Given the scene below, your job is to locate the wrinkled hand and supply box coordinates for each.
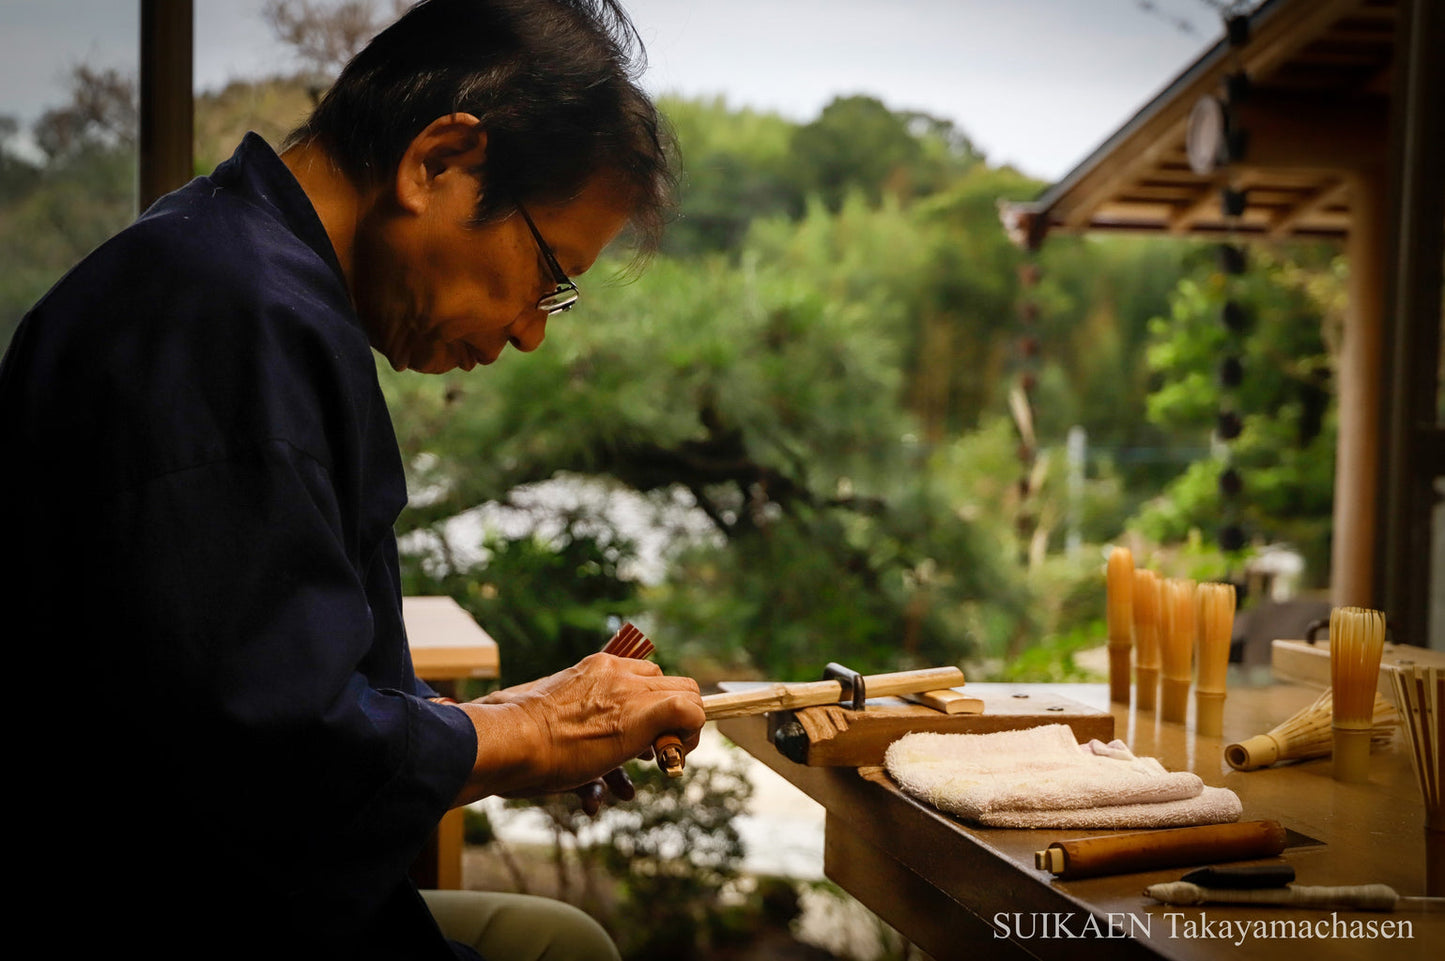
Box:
[451,653,703,807]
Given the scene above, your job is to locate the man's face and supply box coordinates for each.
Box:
[354,170,634,374]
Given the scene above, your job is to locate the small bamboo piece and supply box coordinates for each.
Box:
[1330,606,1388,783]
[1390,665,1443,894]
[900,688,985,715]
[1195,582,1236,737]
[1160,578,1196,725]
[1106,547,1134,705]
[1225,689,1398,770]
[1132,569,1161,712]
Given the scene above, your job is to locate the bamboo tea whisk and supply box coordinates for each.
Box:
[1133,569,1161,713]
[1330,606,1387,783]
[1195,583,1235,737]
[1106,547,1134,705]
[1160,578,1196,725]
[1225,688,1397,771]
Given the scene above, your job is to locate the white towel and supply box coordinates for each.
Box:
[884,724,1242,829]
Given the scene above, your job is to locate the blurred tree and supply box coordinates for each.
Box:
[657,96,799,258]
[1,67,137,349]
[787,94,981,211]
[262,0,405,86]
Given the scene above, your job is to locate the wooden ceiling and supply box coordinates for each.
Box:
[1014,0,1399,244]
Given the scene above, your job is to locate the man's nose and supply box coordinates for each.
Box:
[507,311,548,352]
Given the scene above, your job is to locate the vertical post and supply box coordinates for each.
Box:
[139,0,193,212]
[1330,169,1386,610]
[1378,0,1445,650]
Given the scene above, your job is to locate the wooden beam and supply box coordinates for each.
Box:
[1047,0,1367,232]
[1167,183,1226,234]
[1231,92,1389,171]
[1269,178,1349,237]
[138,0,193,212]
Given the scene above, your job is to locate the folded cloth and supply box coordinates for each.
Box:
[884,724,1242,830]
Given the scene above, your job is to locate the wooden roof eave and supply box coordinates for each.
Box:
[1003,0,1373,248]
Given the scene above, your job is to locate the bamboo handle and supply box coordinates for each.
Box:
[1144,882,1399,911]
[654,734,685,777]
[701,667,967,721]
[1035,820,1286,880]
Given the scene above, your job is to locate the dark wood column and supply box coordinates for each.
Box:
[138,0,193,212]
[1378,0,1445,649]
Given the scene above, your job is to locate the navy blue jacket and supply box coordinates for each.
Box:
[1,135,478,958]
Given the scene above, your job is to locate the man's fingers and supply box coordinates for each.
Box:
[602,767,635,802]
[575,780,605,816]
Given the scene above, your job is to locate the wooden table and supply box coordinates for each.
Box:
[717,680,1440,961]
[404,596,500,890]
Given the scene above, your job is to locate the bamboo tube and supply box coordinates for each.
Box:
[1132,569,1161,712]
[1160,578,1196,725]
[700,667,967,720]
[1106,547,1134,705]
[1225,689,1398,770]
[1034,820,1285,880]
[1330,606,1388,783]
[1195,582,1236,737]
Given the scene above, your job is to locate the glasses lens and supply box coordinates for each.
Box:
[538,284,579,314]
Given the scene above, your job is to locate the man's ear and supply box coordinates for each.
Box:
[394,113,488,215]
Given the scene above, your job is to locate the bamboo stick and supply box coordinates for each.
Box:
[701,667,967,720]
[1106,547,1134,705]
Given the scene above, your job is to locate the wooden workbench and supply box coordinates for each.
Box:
[718,681,1439,960]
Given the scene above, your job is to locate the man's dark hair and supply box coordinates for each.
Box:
[288,0,673,251]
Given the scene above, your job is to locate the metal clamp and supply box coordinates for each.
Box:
[823,662,867,711]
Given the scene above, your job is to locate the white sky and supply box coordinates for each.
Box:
[0,0,1223,182]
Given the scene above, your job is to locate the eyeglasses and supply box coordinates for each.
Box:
[515,201,579,314]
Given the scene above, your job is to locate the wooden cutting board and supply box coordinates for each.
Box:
[716,683,1114,767]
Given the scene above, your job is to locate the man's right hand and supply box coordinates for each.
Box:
[448,652,704,807]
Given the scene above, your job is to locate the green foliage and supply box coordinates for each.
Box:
[1132,247,1339,580]
[599,757,754,960]
[401,521,644,687]
[787,95,981,212]
[657,96,799,257]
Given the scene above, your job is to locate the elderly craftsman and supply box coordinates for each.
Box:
[0,1,702,958]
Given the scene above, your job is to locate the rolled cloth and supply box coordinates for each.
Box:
[884,724,1242,829]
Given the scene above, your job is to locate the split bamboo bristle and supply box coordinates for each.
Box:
[1133,569,1161,712]
[1160,578,1196,725]
[1330,606,1387,783]
[1390,665,1444,894]
[1390,666,1443,826]
[1195,582,1235,737]
[1225,688,1397,771]
[1106,547,1134,705]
